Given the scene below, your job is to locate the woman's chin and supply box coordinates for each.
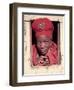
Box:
[40,51,47,55]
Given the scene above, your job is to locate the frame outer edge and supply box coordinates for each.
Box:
[69,6,72,83]
[9,4,13,86]
[9,4,17,86]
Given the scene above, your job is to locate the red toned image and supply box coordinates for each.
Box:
[32,18,61,66]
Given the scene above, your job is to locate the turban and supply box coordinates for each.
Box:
[32,18,54,38]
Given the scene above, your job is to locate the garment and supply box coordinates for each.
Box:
[32,41,59,66]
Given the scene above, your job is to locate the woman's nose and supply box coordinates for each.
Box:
[40,42,45,48]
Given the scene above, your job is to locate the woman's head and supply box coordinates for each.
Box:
[32,18,54,55]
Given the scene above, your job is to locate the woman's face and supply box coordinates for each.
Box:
[36,35,52,55]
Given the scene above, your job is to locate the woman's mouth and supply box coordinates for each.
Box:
[40,49,47,53]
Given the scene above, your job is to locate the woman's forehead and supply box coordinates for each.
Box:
[36,35,50,40]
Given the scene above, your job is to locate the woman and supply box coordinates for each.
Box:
[32,18,59,66]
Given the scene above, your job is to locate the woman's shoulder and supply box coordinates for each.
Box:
[50,41,57,50]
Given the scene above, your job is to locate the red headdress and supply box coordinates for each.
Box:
[32,18,54,38]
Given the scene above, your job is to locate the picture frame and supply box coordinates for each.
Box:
[9,3,72,86]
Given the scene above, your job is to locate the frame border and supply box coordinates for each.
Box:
[9,3,72,86]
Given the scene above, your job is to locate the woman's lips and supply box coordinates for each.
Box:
[40,49,47,53]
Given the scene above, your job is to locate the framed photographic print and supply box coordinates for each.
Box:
[9,3,72,86]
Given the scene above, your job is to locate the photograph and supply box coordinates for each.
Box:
[23,14,63,76]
